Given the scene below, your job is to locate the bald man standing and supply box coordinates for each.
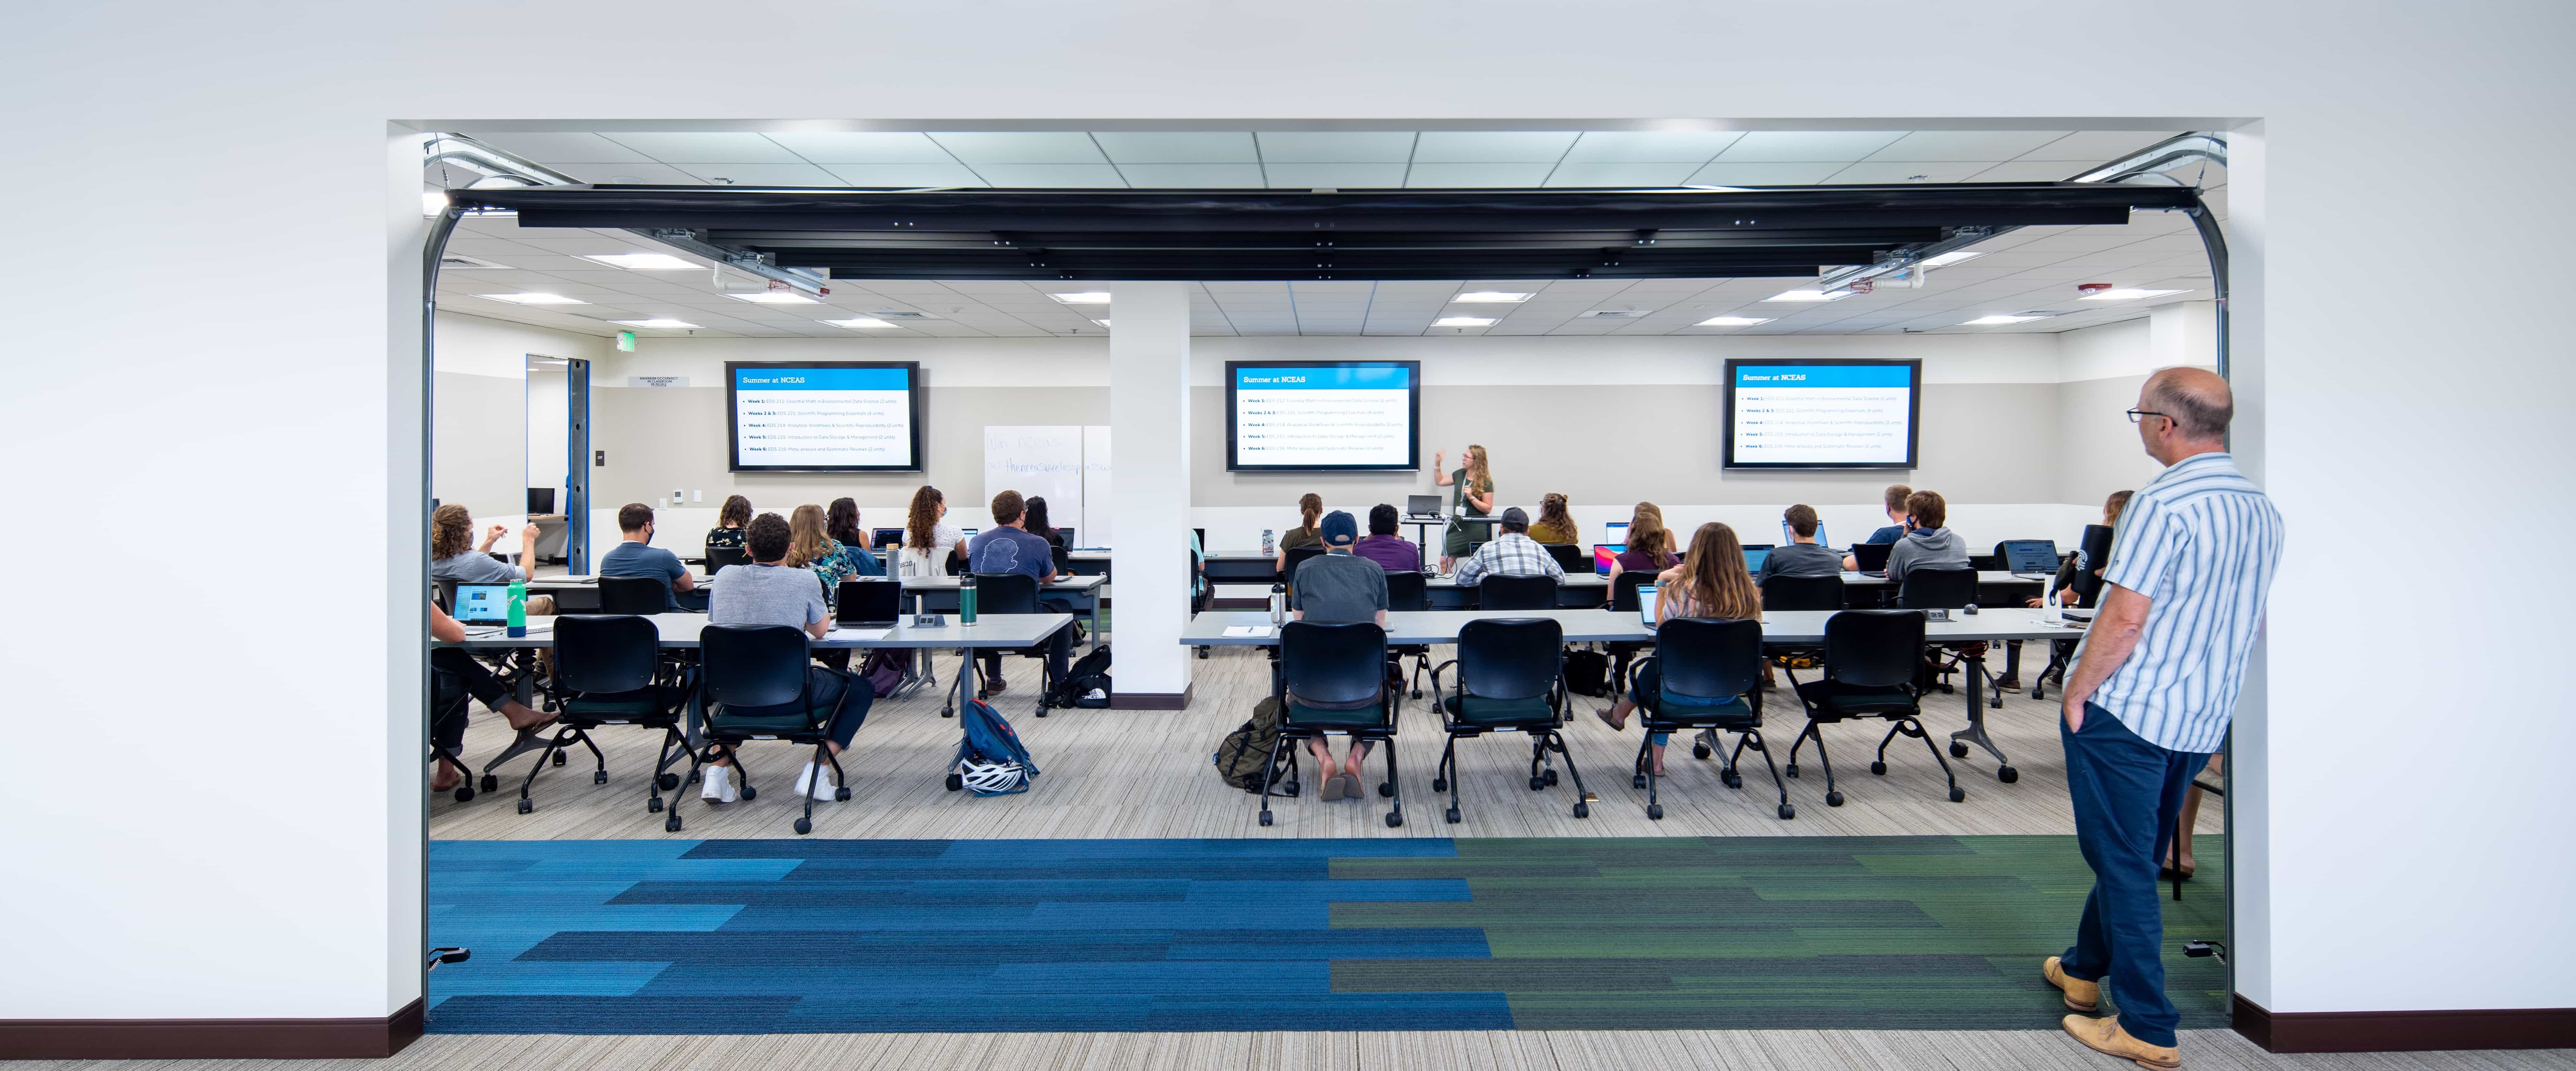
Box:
[2045,367,2283,1068]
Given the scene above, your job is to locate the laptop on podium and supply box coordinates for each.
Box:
[1404,494,1443,520]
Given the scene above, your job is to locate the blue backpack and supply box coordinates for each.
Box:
[950,698,1040,795]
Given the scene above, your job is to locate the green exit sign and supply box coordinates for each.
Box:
[616,331,637,352]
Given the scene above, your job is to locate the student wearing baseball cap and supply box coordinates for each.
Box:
[1288,510,1390,802]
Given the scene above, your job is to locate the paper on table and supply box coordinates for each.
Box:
[1222,625,1275,638]
[832,627,893,640]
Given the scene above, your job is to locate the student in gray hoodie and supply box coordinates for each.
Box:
[1882,489,1969,583]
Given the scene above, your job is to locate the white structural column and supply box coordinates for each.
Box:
[1106,282,1194,706]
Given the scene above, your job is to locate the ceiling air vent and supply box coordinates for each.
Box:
[868,309,945,320]
[1576,309,1649,319]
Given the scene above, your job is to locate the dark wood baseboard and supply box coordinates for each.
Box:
[0,997,424,1060]
[1111,684,1193,710]
[2236,993,2576,1052]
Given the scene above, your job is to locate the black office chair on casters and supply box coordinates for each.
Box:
[514,615,697,828]
[598,575,671,615]
[1478,573,1559,610]
[1262,621,1403,828]
[1384,569,1433,699]
[968,572,1070,717]
[1628,617,1789,820]
[429,661,475,803]
[1787,610,1964,807]
[1759,574,1844,686]
[1605,570,1658,686]
[1281,545,1325,593]
[698,624,859,835]
[704,546,752,575]
[1428,617,1589,824]
[1899,566,1991,700]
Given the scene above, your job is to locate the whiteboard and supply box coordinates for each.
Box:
[983,426,1083,538]
[1081,425,1112,548]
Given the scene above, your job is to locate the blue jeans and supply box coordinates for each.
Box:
[2060,701,2207,1047]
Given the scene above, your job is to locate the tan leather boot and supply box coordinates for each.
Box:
[2043,955,2100,1012]
[2062,1014,2180,1069]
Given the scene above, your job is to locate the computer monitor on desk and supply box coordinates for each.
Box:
[527,487,555,515]
[1849,542,1893,575]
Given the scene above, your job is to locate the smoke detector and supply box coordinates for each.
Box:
[2076,282,2114,297]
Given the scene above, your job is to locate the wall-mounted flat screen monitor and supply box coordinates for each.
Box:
[726,361,925,472]
[1225,361,1420,471]
[1723,359,1921,469]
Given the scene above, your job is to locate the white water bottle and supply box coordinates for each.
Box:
[1268,583,1286,626]
[1261,529,1275,556]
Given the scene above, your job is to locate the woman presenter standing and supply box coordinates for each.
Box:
[1433,443,1494,573]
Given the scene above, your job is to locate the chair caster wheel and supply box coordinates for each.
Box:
[1260,810,1273,826]
[1377,782,1393,798]
[665,815,683,832]
[835,786,852,801]
[594,770,610,785]
[1528,776,1546,791]
[2031,685,2047,700]
[648,797,663,813]
[942,708,955,719]
[481,774,498,792]
[1431,777,1448,792]
[741,785,758,800]
[657,773,680,791]
[1778,803,1796,820]
[1646,803,1663,820]
[1035,709,1047,718]
[1949,786,1967,803]
[946,774,964,791]
[1826,790,1844,807]
[1632,774,1647,790]
[1446,807,1462,824]
[793,817,812,835]
[1869,761,1887,776]
[453,787,474,803]
[1281,781,1300,797]
[1543,769,1559,786]
[1722,772,1742,789]
[1572,802,1590,819]
[1950,741,1970,758]
[551,752,566,766]
[516,799,533,814]
[1410,689,1423,699]
[1998,766,2019,784]
[1384,811,1404,828]
[1692,744,1712,760]
[1785,763,1800,778]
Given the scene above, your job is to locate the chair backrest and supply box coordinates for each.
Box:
[1456,617,1563,701]
[1050,543,1072,575]
[699,624,811,709]
[598,575,668,614]
[433,578,458,613]
[1479,573,1559,610]
[1542,543,1587,573]
[552,614,661,694]
[1824,610,1925,687]
[1898,567,1978,609]
[1762,573,1845,612]
[1966,553,2005,571]
[1654,617,1765,701]
[2074,523,2116,607]
[972,571,1042,615]
[1280,620,1388,712]
[1282,545,1325,583]
[1610,569,1656,612]
[1383,568,1429,611]
[705,546,752,574]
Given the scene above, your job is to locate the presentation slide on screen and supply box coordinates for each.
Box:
[731,365,917,469]
[1728,363,1918,466]
[1231,364,1415,469]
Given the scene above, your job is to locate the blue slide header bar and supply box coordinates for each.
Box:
[734,366,911,392]
[1235,365,1411,391]
[1734,364,1912,389]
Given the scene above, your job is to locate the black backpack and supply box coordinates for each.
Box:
[1048,644,1114,709]
[1563,647,1611,697]
[1214,696,1290,792]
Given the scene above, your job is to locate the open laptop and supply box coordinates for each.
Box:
[1604,521,1629,548]
[1592,544,1623,575]
[1404,493,1443,520]
[1849,541,1894,576]
[2001,539,2060,578]
[1782,520,1828,548]
[1637,583,1659,628]
[873,527,905,549]
[835,578,903,629]
[1055,527,1076,548]
[1742,546,1770,573]
[453,583,512,630]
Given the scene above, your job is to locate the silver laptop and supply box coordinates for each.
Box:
[1404,494,1443,519]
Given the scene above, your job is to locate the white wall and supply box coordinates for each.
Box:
[8,0,2571,1030]
[430,312,608,526]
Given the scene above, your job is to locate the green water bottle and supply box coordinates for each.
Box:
[959,573,978,626]
[506,579,528,637]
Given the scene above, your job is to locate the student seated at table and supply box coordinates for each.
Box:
[1842,483,1915,570]
[966,490,1073,693]
[427,603,555,792]
[897,485,969,578]
[1289,510,1392,802]
[1451,506,1565,587]
[1025,496,1064,549]
[1996,489,2133,692]
[1593,521,1764,774]
[1757,504,1844,584]
[1605,503,1678,582]
[787,504,861,597]
[1275,492,1324,571]
[1527,492,1580,545]
[1882,489,1968,584]
[705,495,753,550]
[601,502,700,611]
[824,498,884,579]
[1353,503,1421,572]
[429,504,556,615]
[698,512,870,805]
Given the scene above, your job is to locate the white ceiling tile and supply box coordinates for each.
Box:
[599,133,805,163]
[1559,131,1744,163]
[1715,131,1907,162]
[1116,163,1266,188]
[1684,161,1845,186]
[466,132,659,164]
[1254,131,1418,163]
[1092,132,1258,163]
[1411,131,1580,162]
[821,163,987,188]
[1820,162,1994,185]
[762,132,957,163]
[1263,163,1407,189]
[971,164,1128,187]
[1406,163,1552,187]
[1865,130,2071,162]
[673,163,843,186]
[545,162,706,185]
[1544,162,1698,187]
[1959,160,2086,182]
[927,132,1108,164]
[2016,131,2190,162]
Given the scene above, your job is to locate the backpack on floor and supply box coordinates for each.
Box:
[951,698,1040,796]
[858,648,908,698]
[1562,648,1611,697]
[1213,696,1290,793]
[1048,644,1114,709]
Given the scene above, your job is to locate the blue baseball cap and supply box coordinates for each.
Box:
[1319,510,1358,546]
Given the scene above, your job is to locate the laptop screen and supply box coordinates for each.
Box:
[1593,544,1622,575]
[1406,493,1441,516]
[836,578,903,626]
[1850,542,1893,572]
[2002,539,2060,574]
[1055,527,1075,548]
[873,527,904,549]
[1743,547,1770,573]
[454,583,510,625]
[1604,521,1629,548]
[1637,583,1658,627]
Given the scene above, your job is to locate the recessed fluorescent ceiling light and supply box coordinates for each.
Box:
[2078,288,2187,301]
[1764,289,1852,302]
[1433,316,1497,327]
[1963,314,2049,325]
[581,253,698,271]
[725,291,821,304]
[611,319,699,328]
[1451,292,1532,303]
[1091,319,1112,327]
[1697,316,1772,326]
[1049,292,1113,304]
[1920,250,1984,268]
[822,317,897,328]
[476,292,587,305]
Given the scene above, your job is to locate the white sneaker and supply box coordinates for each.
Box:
[700,765,738,803]
[795,761,838,801]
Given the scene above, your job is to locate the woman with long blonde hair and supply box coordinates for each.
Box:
[1595,521,1764,774]
[1432,443,1494,571]
[1528,492,1579,545]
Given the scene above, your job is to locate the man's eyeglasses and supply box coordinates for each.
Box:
[2126,408,2169,424]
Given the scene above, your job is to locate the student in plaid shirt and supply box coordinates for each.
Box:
[1451,506,1566,587]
